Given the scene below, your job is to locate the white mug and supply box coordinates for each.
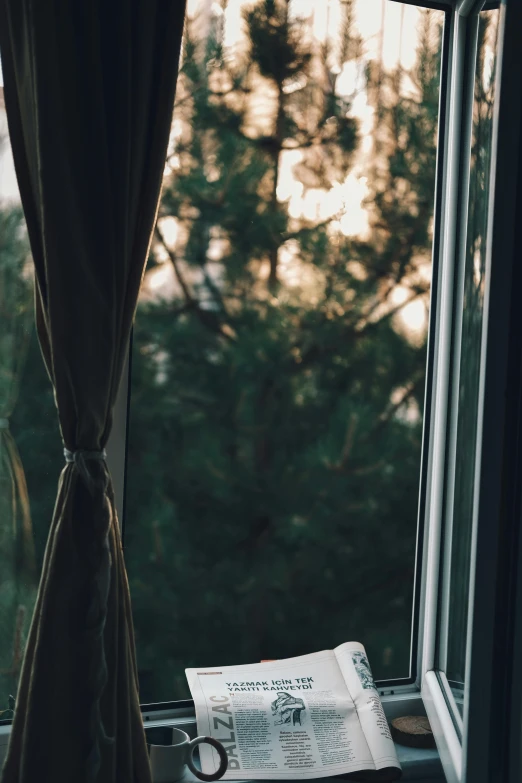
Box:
[147,726,228,783]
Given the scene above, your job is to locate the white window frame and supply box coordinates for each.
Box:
[418,3,476,780]
[418,0,522,782]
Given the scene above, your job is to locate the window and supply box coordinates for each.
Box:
[3,1,522,782]
[125,0,446,705]
[436,4,500,723]
[420,1,522,781]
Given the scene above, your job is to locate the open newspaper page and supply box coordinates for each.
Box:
[334,643,400,775]
[186,644,401,781]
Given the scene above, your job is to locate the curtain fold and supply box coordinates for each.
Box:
[0,1,186,781]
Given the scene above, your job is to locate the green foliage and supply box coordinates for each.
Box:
[0,2,447,708]
[125,4,444,702]
[245,0,312,83]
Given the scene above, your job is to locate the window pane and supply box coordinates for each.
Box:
[439,7,500,715]
[0,81,61,715]
[125,0,445,704]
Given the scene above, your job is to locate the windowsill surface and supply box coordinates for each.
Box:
[137,690,445,782]
[1,689,445,780]
[393,743,444,780]
[1,723,444,782]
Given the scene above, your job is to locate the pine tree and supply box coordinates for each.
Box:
[125,2,445,701]
[0,0,450,709]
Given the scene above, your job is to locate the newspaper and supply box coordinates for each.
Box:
[185,642,401,781]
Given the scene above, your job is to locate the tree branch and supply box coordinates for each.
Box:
[356,286,429,334]
[154,226,235,341]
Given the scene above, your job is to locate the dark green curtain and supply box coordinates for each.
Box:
[0,1,186,781]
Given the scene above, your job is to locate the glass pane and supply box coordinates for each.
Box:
[0,79,61,716]
[440,7,500,715]
[126,0,445,704]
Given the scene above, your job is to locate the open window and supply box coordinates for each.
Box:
[2,1,522,781]
[417,0,522,781]
[123,0,448,706]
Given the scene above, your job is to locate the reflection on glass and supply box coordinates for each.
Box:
[444,8,500,714]
[126,0,444,703]
[0,81,61,714]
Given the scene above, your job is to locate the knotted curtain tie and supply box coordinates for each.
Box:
[0,418,9,430]
[64,448,107,492]
[64,448,107,464]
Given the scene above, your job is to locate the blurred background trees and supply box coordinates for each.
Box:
[1,0,447,708]
[125,0,442,701]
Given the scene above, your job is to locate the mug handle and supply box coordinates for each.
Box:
[187,736,228,782]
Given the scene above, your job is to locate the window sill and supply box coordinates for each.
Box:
[141,690,445,783]
[0,692,445,781]
[0,729,444,782]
